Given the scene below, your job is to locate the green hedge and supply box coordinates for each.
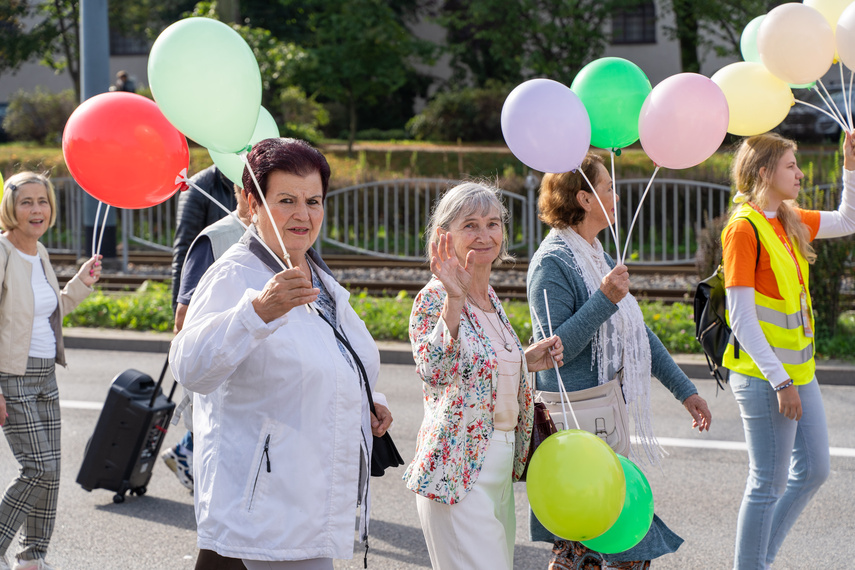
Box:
[64,281,855,360]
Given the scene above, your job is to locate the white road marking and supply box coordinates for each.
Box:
[650,436,855,458]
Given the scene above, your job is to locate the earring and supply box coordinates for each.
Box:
[251,213,259,224]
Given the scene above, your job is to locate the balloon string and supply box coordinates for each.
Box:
[815,81,849,132]
[180,176,316,315]
[794,98,849,132]
[849,68,855,133]
[92,201,102,259]
[578,168,619,256]
[838,62,853,133]
[239,153,316,315]
[95,204,109,259]
[532,299,579,431]
[621,166,661,265]
[609,150,622,263]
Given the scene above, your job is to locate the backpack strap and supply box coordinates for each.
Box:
[729,216,761,361]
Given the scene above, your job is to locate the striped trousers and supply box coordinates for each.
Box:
[0,357,61,563]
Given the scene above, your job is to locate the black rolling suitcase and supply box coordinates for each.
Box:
[76,358,177,503]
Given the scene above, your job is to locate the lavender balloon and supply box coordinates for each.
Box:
[501,79,591,174]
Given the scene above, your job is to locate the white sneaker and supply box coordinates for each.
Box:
[13,558,56,570]
[0,552,10,570]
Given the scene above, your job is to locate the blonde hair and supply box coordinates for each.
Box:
[425,181,513,266]
[1,172,57,231]
[731,133,815,263]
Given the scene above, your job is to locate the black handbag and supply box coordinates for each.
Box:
[317,312,405,477]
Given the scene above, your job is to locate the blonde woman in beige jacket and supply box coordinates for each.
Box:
[0,172,101,570]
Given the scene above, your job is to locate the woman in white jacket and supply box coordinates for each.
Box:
[170,138,392,570]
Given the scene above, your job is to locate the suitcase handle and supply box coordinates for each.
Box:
[148,356,177,408]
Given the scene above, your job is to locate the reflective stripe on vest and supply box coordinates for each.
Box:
[722,205,815,384]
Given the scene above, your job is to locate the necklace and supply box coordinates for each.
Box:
[467,294,513,352]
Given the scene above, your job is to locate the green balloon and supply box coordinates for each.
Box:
[571,57,651,150]
[209,106,279,187]
[581,455,654,554]
[149,17,262,154]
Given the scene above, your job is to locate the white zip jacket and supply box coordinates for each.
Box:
[169,239,381,561]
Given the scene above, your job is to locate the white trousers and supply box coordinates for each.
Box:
[416,429,516,570]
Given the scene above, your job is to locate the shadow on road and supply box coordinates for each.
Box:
[94,495,196,531]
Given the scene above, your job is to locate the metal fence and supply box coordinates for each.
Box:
[42,176,843,268]
[317,177,737,264]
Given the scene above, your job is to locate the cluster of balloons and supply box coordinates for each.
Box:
[501,57,730,174]
[526,430,654,553]
[62,17,278,210]
[714,0,855,136]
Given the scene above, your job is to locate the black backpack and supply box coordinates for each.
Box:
[693,217,759,390]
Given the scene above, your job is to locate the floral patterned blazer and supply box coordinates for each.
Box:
[404,277,534,505]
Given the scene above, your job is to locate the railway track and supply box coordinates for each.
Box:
[52,253,854,306]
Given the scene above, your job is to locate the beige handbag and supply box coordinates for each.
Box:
[536,372,630,457]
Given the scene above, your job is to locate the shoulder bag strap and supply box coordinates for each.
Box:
[315,311,377,415]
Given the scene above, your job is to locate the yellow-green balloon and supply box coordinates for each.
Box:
[581,455,654,554]
[526,430,626,541]
[208,106,279,187]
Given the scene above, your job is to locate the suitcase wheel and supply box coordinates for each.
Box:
[113,493,125,504]
[132,486,147,497]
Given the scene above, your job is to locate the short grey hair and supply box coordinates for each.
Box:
[424,181,513,266]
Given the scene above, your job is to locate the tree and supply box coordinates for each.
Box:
[661,0,782,73]
[292,0,435,153]
[433,0,642,88]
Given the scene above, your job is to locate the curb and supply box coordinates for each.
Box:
[64,329,855,387]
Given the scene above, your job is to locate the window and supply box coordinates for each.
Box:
[612,2,656,45]
[110,30,152,56]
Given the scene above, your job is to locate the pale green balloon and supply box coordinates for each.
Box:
[209,106,279,187]
[149,17,262,154]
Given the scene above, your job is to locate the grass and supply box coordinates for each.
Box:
[63,282,855,361]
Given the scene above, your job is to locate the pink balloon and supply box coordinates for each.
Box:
[501,79,591,173]
[638,73,729,170]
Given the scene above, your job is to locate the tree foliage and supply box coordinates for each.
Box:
[433,0,641,87]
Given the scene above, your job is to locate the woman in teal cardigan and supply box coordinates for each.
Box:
[526,153,712,569]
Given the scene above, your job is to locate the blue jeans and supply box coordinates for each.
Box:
[730,373,830,569]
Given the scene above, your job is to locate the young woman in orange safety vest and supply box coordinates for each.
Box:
[722,131,855,569]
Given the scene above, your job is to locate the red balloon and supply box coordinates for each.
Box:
[62,92,189,209]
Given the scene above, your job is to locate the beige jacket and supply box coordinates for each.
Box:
[0,234,92,375]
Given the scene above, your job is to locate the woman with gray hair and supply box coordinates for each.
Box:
[405,181,564,569]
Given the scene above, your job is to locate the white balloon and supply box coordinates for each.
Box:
[837,2,855,70]
[758,3,835,85]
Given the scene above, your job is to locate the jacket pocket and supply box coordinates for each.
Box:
[243,419,274,513]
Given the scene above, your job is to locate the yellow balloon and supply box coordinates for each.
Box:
[758,3,835,85]
[526,430,626,541]
[805,0,853,33]
[711,62,794,136]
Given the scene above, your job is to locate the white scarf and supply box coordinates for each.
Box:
[550,227,664,466]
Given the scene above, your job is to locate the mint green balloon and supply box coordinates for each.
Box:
[741,16,814,89]
[149,17,262,154]
[571,57,651,150]
[209,106,279,187]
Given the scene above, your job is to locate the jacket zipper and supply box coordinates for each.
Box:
[248,434,271,512]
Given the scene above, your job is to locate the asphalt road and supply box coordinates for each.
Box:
[1,348,853,569]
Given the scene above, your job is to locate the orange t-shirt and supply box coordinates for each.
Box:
[722,208,820,300]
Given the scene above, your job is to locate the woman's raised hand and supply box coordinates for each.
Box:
[843,130,855,171]
[252,267,319,323]
[600,264,630,305]
[430,230,474,301]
